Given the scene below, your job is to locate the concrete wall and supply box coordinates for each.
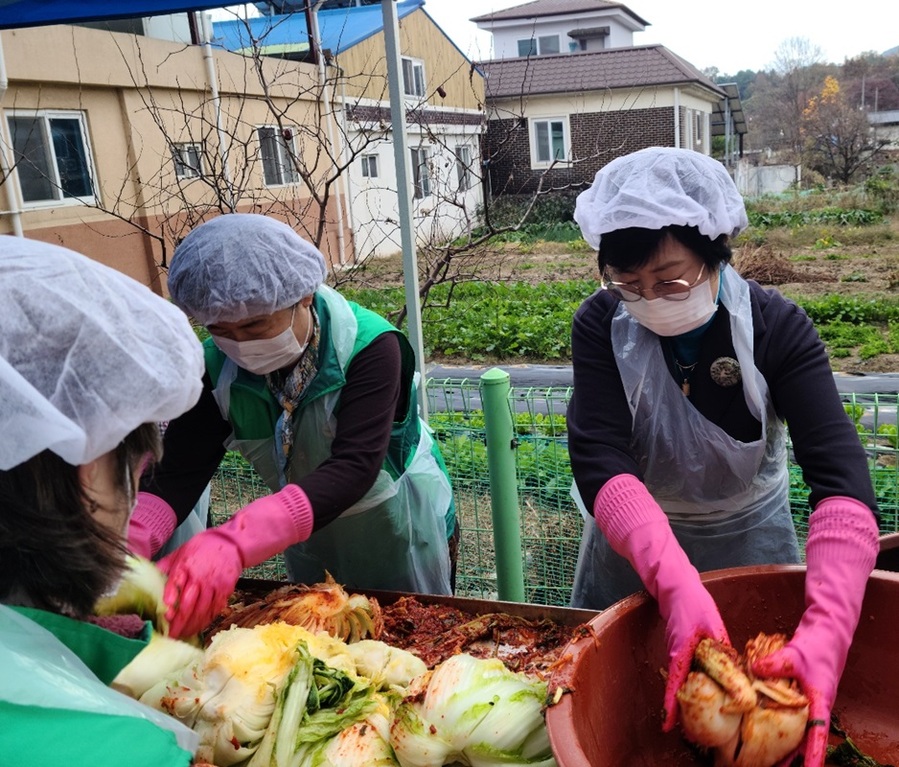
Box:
[734,160,800,197]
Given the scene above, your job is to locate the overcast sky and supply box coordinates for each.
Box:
[423,0,898,75]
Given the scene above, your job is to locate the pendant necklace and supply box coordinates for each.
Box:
[675,359,699,396]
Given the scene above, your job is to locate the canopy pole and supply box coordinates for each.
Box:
[381,0,427,420]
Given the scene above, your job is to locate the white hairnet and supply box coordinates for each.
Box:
[167,214,328,325]
[0,237,205,470]
[574,147,749,250]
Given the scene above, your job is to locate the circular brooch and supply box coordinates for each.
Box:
[710,356,741,387]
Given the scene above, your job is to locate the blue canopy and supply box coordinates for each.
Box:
[212,0,423,57]
[0,1,237,30]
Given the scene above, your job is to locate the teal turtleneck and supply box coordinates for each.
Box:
[664,265,723,390]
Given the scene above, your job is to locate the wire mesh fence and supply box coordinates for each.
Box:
[208,382,899,606]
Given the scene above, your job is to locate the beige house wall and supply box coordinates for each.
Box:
[0,24,348,293]
[489,85,718,121]
[334,9,484,111]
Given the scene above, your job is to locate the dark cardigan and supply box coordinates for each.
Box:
[567,278,878,517]
[141,333,403,532]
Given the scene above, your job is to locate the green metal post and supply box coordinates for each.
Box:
[480,368,526,602]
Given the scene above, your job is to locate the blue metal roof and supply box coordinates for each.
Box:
[212,0,424,56]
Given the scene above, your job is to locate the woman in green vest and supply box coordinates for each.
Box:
[0,238,205,766]
[133,214,456,640]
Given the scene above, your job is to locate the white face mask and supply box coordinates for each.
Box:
[212,306,309,375]
[622,277,718,337]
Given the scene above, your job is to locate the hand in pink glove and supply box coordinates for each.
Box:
[594,474,730,732]
[127,492,178,559]
[751,497,879,767]
[157,484,314,638]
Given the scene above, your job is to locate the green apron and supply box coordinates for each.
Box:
[207,285,454,594]
[0,605,196,766]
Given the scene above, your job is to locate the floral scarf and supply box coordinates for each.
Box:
[266,305,321,483]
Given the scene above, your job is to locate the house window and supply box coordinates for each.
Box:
[410,147,431,199]
[531,117,569,166]
[517,38,537,57]
[538,35,560,54]
[7,111,96,205]
[360,154,379,178]
[401,57,426,98]
[257,126,300,186]
[517,35,560,57]
[455,145,472,191]
[683,110,706,150]
[172,142,203,179]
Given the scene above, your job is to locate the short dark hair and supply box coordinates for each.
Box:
[0,423,162,617]
[598,225,733,274]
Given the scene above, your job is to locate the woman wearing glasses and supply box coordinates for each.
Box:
[566,147,878,767]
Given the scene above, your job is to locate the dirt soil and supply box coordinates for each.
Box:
[349,229,899,374]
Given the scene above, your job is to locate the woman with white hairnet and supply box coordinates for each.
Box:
[567,147,879,766]
[0,238,205,765]
[132,213,456,639]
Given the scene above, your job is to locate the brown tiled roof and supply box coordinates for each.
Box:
[471,0,648,27]
[478,45,724,99]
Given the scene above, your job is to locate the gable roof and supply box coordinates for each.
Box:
[478,45,724,99]
[471,0,648,27]
[212,0,423,56]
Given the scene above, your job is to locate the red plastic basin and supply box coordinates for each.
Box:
[546,565,899,766]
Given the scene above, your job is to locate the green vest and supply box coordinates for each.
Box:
[204,287,455,593]
[205,290,423,481]
[1,606,194,767]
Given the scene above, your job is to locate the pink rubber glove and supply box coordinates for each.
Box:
[127,492,178,559]
[751,497,879,767]
[594,474,730,732]
[158,484,314,638]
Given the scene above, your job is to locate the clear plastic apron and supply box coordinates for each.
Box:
[570,265,799,610]
[156,485,210,560]
[212,287,452,595]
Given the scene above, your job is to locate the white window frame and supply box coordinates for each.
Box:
[401,56,426,99]
[410,146,431,199]
[455,144,473,192]
[172,142,204,179]
[694,111,705,148]
[684,109,707,151]
[257,125,300,187]
[360,153,379,179]
[6,109,99,208]
[517,34,560,57]
[529,117,570,168]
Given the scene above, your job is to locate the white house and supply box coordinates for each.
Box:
[473,0,649,59]
[214,0,486,260]
[472,0,739,197]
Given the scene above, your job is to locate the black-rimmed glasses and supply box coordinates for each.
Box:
[602,264,707,302]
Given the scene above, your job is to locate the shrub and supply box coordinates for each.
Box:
[478,192,580,228]
[865,165,899,214]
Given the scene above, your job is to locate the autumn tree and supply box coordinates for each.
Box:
[801,76,891,184]
[743,37,834,161]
